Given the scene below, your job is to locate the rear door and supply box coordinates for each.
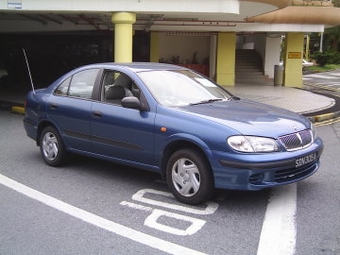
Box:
[47,68,100,152]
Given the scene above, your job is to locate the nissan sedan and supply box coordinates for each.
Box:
[24,63,323,205]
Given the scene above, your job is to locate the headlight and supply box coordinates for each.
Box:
[227,136,279,153]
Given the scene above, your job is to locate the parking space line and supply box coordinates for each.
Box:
[0,174,207,255]
[257,183,297,255]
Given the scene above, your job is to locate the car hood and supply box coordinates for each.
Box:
[178,99,310,137]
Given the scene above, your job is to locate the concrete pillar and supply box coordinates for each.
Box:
[111,12,136,63]
[283,32,304,88]
[305,34,310,60]
[216,32,236,86]
[150,31,159,62]
[264,36,281,79]
[209,34,217,80]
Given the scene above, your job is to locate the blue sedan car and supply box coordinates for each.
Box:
[24,63,323,205]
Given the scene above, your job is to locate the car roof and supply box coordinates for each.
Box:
[81,62,187,73]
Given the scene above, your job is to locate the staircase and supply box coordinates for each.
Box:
[235,49,268,85]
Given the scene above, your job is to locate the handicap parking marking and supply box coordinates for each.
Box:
[121,200,206,236]
[120,189,219,236]
[132,189,219,215]
[144,209,206,236]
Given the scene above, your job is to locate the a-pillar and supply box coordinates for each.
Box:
[216,32,236,86]
[150,31,159,62]
[283,32,304,88]
[111,12,136,63]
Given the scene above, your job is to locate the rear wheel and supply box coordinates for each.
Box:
[166,148,214,205]
[40,126,67,167]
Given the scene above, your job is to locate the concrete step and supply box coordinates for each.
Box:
[235,49,266,83]
[235,66,262,71]
[235,73,265,78]
[236,77,270,85]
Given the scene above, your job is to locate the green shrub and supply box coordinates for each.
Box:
[312,51,340,66]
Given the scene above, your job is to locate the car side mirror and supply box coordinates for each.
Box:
[122,96,142,110]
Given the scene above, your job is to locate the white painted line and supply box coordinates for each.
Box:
[0,174,207,255]
[257,184,297,255]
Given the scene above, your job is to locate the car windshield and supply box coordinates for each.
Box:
[137,70,232,106]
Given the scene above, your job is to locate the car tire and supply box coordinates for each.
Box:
[166,148,214,205]
[40,126,67,167]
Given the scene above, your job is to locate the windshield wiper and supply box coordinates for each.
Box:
[229,95,240,100]
[189,98,223,106]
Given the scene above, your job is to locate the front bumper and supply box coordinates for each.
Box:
[211,137,323,191]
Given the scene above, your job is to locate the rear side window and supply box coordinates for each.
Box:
[55,77,71,95]
[55,69,99,99]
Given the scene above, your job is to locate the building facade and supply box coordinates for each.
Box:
[1,0,340,87]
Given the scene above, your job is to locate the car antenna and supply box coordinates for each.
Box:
[22,48,35,94]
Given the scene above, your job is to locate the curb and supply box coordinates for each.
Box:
[307,111,340,123]
[0,100,25,115]
[302,83,340,123]
[11,105,25,115]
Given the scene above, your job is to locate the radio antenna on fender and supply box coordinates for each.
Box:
[22,48,35,94]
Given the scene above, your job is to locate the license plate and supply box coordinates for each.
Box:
[295,153,317,168]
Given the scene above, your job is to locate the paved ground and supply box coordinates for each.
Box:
[303,69,340,92]
[226,84,335,115]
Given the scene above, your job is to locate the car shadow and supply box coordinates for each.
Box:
[64,153,163,187]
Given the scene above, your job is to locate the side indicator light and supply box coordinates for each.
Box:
[160,127,167,132]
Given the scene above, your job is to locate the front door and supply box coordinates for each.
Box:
[91,71,156,168]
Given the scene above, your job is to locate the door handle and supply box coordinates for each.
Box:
[92,111,102,118]
[49,103,58,110]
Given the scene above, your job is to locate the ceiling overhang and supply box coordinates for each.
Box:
[242,0,291,8]
[246,6,340,26]
[0,1,338,34]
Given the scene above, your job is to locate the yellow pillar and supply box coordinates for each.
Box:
[111,12,136,63]
[150,32,159,62]
[283,32,304,88]
[305,34,310,60]
[216,32,236,86]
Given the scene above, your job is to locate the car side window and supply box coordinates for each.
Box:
[101,71,133,105]
[68,69,99,99]
[55,69,99,99]
[55,77,71,95]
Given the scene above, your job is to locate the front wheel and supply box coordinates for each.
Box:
[166,148,214,205]
[40,126,67,167]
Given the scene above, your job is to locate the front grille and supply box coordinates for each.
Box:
[278,129,313,151]
[275,163,316,182]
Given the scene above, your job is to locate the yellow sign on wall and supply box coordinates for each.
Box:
[288,52,302,59]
